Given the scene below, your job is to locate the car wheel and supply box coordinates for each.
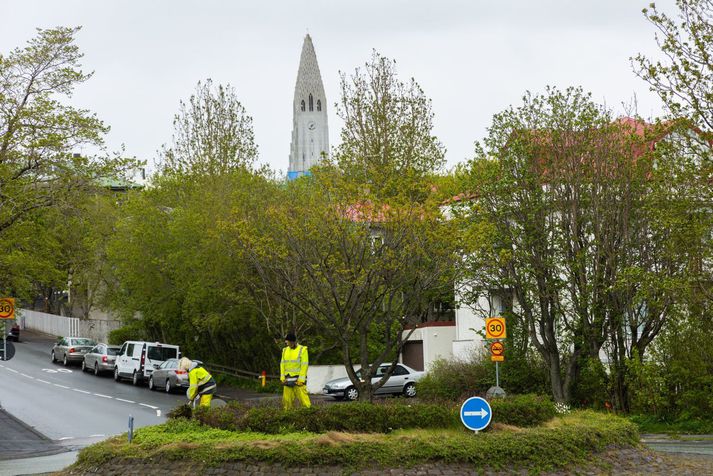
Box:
[149,376,155,391]
[132,371,141,386]
[114,367,120,382]
[403,382,417,398]
[51,351,56,363]
[165,379,172,393]
[94,363,99,376]
[345,386,359,401]
[63,354,69,366]
[81,360,86,372]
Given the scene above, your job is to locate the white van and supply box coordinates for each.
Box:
[114,341,181,386]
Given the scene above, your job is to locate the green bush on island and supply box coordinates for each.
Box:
[72,411,639,473]
[167,395,555,434]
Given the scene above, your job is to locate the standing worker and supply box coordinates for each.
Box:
[280,333,311,409]
[179,357,217,407]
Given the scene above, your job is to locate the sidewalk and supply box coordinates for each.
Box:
[0,407,66,461]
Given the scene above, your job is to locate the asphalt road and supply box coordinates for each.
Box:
[0,330,186,449]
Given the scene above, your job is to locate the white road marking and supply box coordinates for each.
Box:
[58,437,74,441]
[89,434,106,438]
[36,379,51,384]
[139,403,158,410]
[157,410,162,417]
[72,389,91,394]
[6,368,18,373]
[53,384,70,389]
[115,398,135,404]
[93,393,112,399]
[20,373,34,379]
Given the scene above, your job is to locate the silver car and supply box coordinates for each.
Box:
[149,358,203,393]
[51,337,97,366]
[82,344,120,375]
[322,363,424,401]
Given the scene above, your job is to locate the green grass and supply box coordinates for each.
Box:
[629,414,713,434]
[72,411,638,473]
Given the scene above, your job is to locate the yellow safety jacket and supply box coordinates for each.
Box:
[188,366,215,400]
[280,345,308,383]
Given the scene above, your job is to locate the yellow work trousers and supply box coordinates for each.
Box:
[283,384,311,409]
[199,393,213,407]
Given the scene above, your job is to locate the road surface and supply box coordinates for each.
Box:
[0,330,186,449]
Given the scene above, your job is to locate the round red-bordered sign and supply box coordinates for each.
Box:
[485,317,506,339]
[490,341,504,356]
[0,298,14,319]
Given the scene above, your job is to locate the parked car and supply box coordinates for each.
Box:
[114,340,181,386]
[148,358,202,393]
[7,323,20,342]
[51,337,97,366]
[322,363,424,401]
[82,343,121,375]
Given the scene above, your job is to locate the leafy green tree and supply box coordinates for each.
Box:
[635,0,712,135]
[159,79,259,175]
[335,51,445,200]
[0,26,130,299]
[231,53,457,401]
[458,87,695,406]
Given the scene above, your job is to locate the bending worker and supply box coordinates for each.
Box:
[280,333,311,409]
[179,357,217,407]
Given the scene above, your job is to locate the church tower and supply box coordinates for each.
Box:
[288,34,329,180]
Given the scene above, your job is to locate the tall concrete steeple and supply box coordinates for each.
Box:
[288,34,329,179]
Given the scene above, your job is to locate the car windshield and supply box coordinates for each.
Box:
[71,338,95,346]
[106,347,120,356]
[147,346,178,361]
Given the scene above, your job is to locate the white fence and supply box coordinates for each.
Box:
[19,309,79,337]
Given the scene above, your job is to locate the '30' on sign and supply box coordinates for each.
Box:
[485,317,506,339]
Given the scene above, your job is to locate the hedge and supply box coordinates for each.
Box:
[168,394,555,434]
[72,411,639,473]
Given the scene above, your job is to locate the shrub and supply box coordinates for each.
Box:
[190,400,459,434]
[419,352,549,403]
[107,321,147,345]
[489,394,556,427]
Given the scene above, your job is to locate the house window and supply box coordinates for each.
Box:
[309,94,314,111]
[317,99,322,111]
[300,100,305,112]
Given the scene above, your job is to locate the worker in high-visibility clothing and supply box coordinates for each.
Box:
[179,357,217,407]
[280,333,311,409]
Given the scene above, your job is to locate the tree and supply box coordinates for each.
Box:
[0,27,118,235]
[0,26,130,299]
[635,0,713,307]
[159,79,259,175]
[231,53,457,401]
[635,0,713,135]
[335,51,445,200]
[458,87,694,406]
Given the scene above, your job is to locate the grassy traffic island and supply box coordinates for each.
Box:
[63,396,640,475]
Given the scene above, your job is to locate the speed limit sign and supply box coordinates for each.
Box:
[0,298,14,320]
[485,317,506,339]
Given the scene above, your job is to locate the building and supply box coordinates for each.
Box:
[288,34,329,180]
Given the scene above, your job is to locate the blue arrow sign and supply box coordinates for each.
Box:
[460,396,492,431]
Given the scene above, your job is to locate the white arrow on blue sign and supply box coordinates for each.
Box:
[460,396,492,431]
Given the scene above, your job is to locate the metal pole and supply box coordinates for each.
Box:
[2,321,7,361]
[128,415,134,443]
[495,361,500,388]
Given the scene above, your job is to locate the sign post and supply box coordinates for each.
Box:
[485,317,506,397]
[0,298,15,362]
[460,396,492,432]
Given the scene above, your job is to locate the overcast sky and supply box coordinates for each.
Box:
[2,0,676,176]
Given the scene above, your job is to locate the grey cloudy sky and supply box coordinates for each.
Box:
[2,0,675,175]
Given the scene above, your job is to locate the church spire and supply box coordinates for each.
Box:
[288,34,329,180]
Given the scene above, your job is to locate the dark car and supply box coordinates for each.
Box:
[82,343,121,375]
[7,323,20,342]
[148,358,189,393]
[51,337,97,366]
